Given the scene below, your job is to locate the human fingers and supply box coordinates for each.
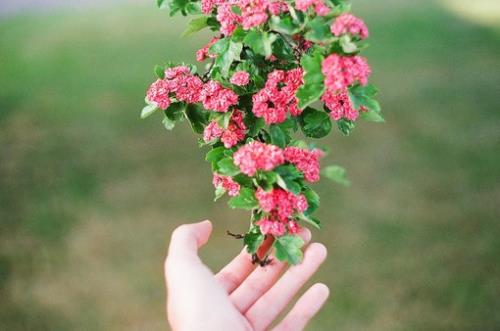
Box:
[229,228,312,313]
[272,283,330,331]
[215,234,275,293]
[166,220,212,262]
[245,243,327,331]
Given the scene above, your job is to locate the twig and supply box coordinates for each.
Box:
[226,230,245,239]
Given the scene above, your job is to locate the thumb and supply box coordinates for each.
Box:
[167,220,212,260]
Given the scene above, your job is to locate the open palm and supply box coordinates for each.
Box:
[164,220,329,331]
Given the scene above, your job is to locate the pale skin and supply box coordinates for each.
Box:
[164,220,329,331]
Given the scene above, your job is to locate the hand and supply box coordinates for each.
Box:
[164,220,329,331]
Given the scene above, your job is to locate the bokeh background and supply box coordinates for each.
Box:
[1,0,499,330]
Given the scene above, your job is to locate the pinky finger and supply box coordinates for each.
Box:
[272,283,330,331]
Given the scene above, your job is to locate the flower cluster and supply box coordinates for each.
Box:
[203,110,247,148]
[284,147,323,183]
[295,0,330,16]
[213,174,241,196]
[142,0,382,265]
[256,188,308,220]
[252,68,303,124]
[255,187,307,236]
[196,37,219,62]
[322,54,371,92]
[233,141,285,176]
[205,0,290,36]
[331,13,369,39]
[146,66,203,109]
[199,80,239,112]
[322,89,359,121]
[230,71,250,86]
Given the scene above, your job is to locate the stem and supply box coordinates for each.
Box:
[252,253,273,267]
[202,59,216,82]
[226,230,245,239]
[273,31,303,62]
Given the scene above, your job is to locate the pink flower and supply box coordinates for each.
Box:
[203,121,224,143]
[284,147,324,182]
[239,0,269,30]
[331,14,369,39]
[146,79,171,110]
[233,141,285,176]
[295,0,329,16]
[256,217,286,236]
[173,75,204,104]
[156,66,204,104]
[216,3,242,35]
[255,188,276,212]
[213,174,241,196]
[201,0,225,14]
[322,54,371,91]
[196,37,219,62]
[268,1,288,15]
[221,110,247,147]
[322,88,359,121]
[145,66,203,109]
[203,110,247,148]
[295,194,309,213]
[252,68,303,124]
[230,71,250,86]
[200,80,239,113]
[287,220,301,234]
[255,187,309,221]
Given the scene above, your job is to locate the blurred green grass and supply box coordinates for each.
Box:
[1,1,499,330]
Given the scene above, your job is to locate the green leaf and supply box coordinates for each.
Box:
[349,84,382,113]
[296,50,325,109]
[305,17,332,43]
[210,38,242,77]
[273,235,304,265]
[165,102,187,119]
[162,115,175,130]
[141,104,158,119]
[275,165,303,194]
[244,110,266,137]
[205,146,226,163]
[297,213,321,229]
[360,110,385,123]
[232,173,253,187]
[157,0,167,9]
[219,110,233,129]
[231,27,248,42]
[303,187,320,215]
[244,30,277,58]
[184,104,208,134]
[162,102,186,129]
[322,165,350,186]
[228,187,258,210]
[217,41,243,76]
[154,64,165,79]
[271,37,295,61]
[184,1,202,15]
[182,16,209,37]
[217,157,241,176]
[244,232,265,254]
[269,16,301,35]
[299,107,332,138]
[336,118,355,135]
[256,171,278,191]
[269,125,287,148]
[214,185,226,201]
[339,35,357,53]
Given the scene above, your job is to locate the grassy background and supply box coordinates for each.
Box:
[1,0,499,330]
